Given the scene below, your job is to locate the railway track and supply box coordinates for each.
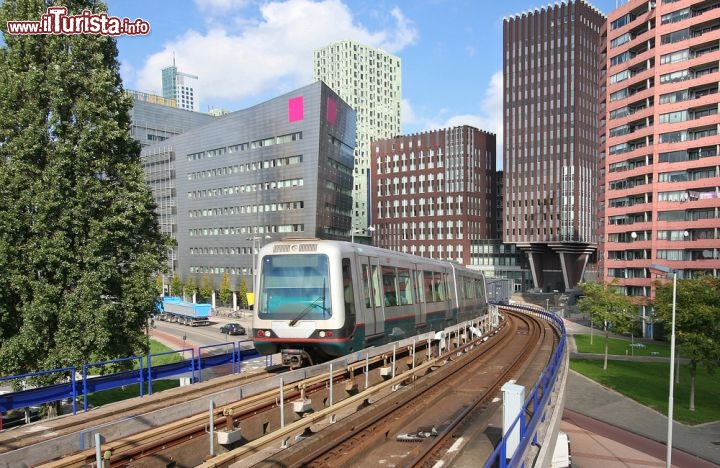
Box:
[256,311,554,467]
[3,309,558,467]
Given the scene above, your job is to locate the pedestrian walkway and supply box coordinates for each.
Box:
[563,318,720,467]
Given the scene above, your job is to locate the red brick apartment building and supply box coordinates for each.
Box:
[370,126,497,265]
[600,0,720,335]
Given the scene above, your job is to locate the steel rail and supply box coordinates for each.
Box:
[405,311,548,467]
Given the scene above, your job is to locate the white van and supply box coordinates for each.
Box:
[551,431,572,467]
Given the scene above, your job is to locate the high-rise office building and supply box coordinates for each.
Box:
[129,90,217,274]
[371,126,497,264]
[503,0,605,292]
[142,81,356,290]
[162,59,199,112]
[313,40,402,238]
[601,0,720,336]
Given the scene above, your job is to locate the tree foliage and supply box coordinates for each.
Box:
[219,272,232,306]
[577,280,634,370]
[155,275,165,296]
[0,1,165,379]
[170,274,183,297]
[184,276,196,300]
[653,275,720,410]
[238,277,249,309]
[199,273,213,303]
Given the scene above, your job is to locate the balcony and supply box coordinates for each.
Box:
[608,134,654,156]
[658,83,718,107]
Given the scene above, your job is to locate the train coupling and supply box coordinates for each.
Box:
[281,349,312,368]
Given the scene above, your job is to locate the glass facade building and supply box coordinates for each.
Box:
[141,81,356,291]
[162,63,200,112]
[130,91,217,274]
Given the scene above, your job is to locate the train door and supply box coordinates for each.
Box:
[342,258,356,331]
[358,255,385,337]
[414,267,427,326]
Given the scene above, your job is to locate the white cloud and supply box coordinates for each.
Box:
[135,0,418,107]
[400,98,419,129]
[406,70,504,168]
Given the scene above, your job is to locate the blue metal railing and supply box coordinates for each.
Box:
[0,339,265,420]
[484,304,567,468]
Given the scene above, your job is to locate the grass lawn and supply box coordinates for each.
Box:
[573,333,670,357]
[85,340,184,408]
[85,380,180,407]
[138,340,185,368]
[570,359,720,425]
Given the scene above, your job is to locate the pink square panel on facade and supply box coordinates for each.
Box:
[327,98,337,125]
[288,96,304,122]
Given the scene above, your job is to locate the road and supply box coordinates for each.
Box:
[151,311,254,349]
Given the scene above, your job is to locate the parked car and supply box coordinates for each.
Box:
[220,323,246,335]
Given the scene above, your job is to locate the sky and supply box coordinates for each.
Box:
[107,0,623,160]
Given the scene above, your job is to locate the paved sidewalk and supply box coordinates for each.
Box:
[563,318,720,466]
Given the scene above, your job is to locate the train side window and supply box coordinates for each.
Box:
[342,258,355,316]
[464,278,474,300]
[397,268,413,305]
[436,272,447,302]
[478,279,486,300]
[371,264,382,308]
[423,271,435,303]
[361,264,372,308]
[415,270,425,303]
[382,266,398,306]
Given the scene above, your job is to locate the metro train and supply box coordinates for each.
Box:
[251,238,488,366]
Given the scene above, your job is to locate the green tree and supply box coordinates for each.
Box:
[199,273,213,302]
[155,275,165,296]
[653,275,720,411]
[0,1,165,379]
[184,277,196,301]
[238,277,249,309]
[577,281,634,370]
[219,272,232,306]
[170,274,183,297]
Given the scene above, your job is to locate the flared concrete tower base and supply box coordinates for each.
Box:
[517,243,596,292]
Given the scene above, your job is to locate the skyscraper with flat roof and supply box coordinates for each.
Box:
[503,0,605,292]
[313,40,402,239]
[601,0,720,336]
[162,59,199,112]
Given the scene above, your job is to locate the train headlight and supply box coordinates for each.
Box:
[319,331,326,338]
[257,330,271,337]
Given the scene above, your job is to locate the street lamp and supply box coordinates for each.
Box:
[649,263,677,468]
[351,225,375,243]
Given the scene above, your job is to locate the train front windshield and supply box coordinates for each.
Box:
[257,254,333,320]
